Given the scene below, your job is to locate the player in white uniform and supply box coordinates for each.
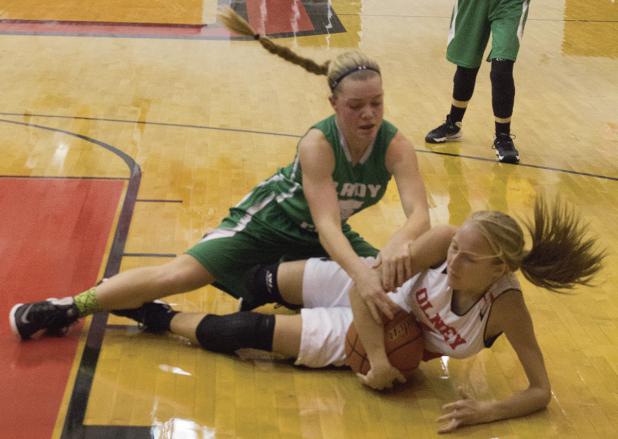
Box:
[110,196,603,433]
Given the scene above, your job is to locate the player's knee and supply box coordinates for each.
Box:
[195,312,275,354]
[490,59,515,88]
[453,65,479,101]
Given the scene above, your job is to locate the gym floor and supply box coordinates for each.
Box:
[0,1,616,438]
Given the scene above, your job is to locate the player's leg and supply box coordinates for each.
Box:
[242,259,306,310]
[171,310,300,358]
[247,256,374,312]
[9,224,270,340]
[488,0,530,163]
[427,0,491,144]
[243,227,377,310]
[9,255,214,340]
[115,302,349,368]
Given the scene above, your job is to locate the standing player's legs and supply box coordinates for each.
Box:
[426,0,490,144]
[488,0,530,164]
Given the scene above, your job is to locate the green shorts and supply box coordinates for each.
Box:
[447,0,530,68]
[186,199,377,301]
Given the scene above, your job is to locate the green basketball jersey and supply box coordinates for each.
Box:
[190,115,396,296]
[270,115,398,231]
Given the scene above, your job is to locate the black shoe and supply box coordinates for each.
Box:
[9,297,80,340]
[493,134,520,164]
[425,115,463,143]
[111,301,177,332]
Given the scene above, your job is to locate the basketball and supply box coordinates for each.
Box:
[344,310,424,378]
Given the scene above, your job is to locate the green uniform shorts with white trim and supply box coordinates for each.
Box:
[447,0,530,68]
[186,196,377,301]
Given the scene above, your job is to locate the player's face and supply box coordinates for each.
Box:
[330,75,384,144]
[446,223,506,296]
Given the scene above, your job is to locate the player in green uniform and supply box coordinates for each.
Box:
[425,0,530,164]
[10,8,430,339]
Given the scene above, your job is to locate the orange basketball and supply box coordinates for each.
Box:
[344,310,424,378]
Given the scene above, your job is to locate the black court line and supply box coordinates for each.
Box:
[0,111,301,138]
[136,198,183,203]
[2,112,616,182]
[415,149,618,182]
[123,252,177,258]
[0,118,151,438]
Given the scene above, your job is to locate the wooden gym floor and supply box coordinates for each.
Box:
[0,1,616,438]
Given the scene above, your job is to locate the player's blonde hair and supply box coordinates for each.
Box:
[218,8,381,93]
[468,196,605,291]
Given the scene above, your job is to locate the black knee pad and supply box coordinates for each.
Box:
[195,312,275,354]
[453,66,480,101]
[242,263,301,311]
[490,60,515,118]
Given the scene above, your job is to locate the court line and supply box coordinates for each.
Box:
[136,198,183,203]
[0,118,148,437]
[0,111,300,138]
[123,253,177,258]
[415,150,618,182]
[2,112,616,181]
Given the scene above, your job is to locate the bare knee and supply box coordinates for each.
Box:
[277,260,306,305]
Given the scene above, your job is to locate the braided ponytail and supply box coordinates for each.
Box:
[217,8,381,92]
[218,7,329,76]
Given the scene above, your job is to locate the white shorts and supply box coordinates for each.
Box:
[294,307,353,368]
[294,257,417,368]
[301,257,376,308]
[294,257,375,368]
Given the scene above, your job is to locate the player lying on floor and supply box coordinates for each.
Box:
[69,196,603,433]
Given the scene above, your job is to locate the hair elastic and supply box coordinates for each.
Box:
[329,65,381,91]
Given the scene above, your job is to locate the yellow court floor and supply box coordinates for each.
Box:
[0,0,617,438]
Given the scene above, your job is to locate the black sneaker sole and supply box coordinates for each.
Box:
[498,157,520,164]
[9,303,25,339]
[495,152,520,164]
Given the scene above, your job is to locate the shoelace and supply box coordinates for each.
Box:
[495,135,518,153]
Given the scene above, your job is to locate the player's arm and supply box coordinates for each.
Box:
[437,290,551,433]
[348,284,406,390]
[380,131,431,290]
[300,130,398,322]
[406,224,456,274]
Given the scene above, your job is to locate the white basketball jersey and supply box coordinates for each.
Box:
[389,262,521,359]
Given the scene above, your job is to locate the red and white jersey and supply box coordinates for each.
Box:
[389,261,521,359]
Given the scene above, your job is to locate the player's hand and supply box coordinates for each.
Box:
[436,387,494,433]
[376,240,413,291]
[357,363,406,390]
[354,270,400,324]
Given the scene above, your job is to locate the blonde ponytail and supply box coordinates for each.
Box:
[469,196,605,292]
[217,8,381,92]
